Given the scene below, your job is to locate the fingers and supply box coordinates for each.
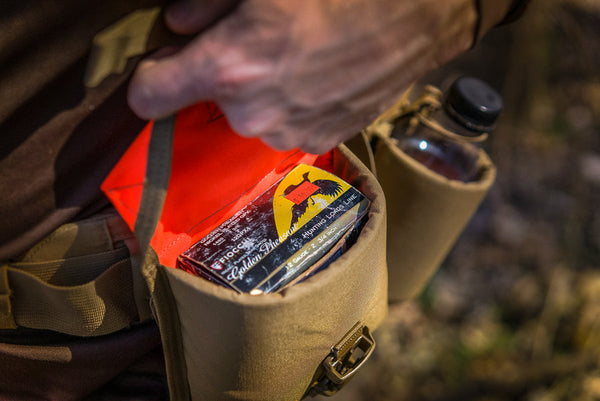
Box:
[296,129,355,155]
[127,44,216,119]
[127,0,401,153]
[258,112,362,155]
[165,0,242,35]
[128,0,244,119]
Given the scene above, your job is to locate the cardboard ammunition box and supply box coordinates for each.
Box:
[177,164,370,294]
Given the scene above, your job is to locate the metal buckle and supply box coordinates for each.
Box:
[309,322,376,397]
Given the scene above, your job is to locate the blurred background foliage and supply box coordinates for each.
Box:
[319,1,600,400]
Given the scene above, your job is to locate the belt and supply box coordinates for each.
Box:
[0,210,147,336]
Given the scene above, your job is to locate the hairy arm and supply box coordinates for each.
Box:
[128,0,519,154]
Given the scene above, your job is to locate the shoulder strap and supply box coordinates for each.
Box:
[131,116,175,319]
[131,115,192,401]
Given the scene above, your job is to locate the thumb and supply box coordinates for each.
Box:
[128,0,244,119]
[127,42,216,120]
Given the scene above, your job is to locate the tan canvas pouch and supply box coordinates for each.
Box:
[373,135,495,302]
[354,87,496,302]
[119,113,388,401]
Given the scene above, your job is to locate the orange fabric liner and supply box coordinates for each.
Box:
[102,102,327,268]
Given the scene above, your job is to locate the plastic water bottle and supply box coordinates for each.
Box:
[392,76,503,182]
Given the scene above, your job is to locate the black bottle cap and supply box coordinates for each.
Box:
[444,76,503,132]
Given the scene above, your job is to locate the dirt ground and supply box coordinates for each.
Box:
[315,1,600,400]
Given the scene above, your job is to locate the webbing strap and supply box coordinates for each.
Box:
[131,116,175,319]
[0,255,138,336]
[131,116,192,400]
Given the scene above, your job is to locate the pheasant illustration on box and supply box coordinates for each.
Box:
[177,164,370,294]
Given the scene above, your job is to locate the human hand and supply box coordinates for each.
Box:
[128,0,478,154]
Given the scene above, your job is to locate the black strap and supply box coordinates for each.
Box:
[132,116,176,320]
[134,116,175,251]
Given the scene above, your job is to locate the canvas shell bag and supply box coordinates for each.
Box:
[102,103,388,401]
[349,86,497,302]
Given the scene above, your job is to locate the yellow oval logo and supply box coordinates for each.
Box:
[272,165,350,241]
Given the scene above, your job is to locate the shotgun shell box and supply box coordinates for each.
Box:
[177,164,370,294]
